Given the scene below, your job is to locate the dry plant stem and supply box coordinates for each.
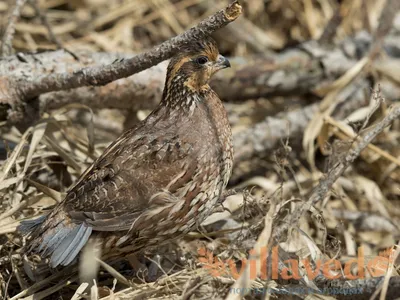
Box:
[225,200,276,300]
[30,0,60,47]
[9,265,77,300]
[233,79,370,163]
[233,103,318,162]
[18,1,242,99]
[273,104,400,241]
[181,277,203,300]
[0,0,28,56]
[317,5,343,44]
[376,244,400,300]
[20,275,79,300]
[0,200,27,221]
[325,115,400,167]
[29,0,78,60]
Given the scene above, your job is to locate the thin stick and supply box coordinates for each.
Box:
[318,4,343,44]
[324,115,400,167]
[29,0,79,60]
[20,275,79,300]
[9,266,77,300]
[273,102,400,241]
[378,245,400,300]
[18,1,242,99]
[1,0,28,56]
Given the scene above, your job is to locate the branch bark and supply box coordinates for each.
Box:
[3,30,400,126]
[15,1,242,99]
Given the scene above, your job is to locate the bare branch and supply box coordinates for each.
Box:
[17,1,242,99]
[0,0,28,56]
[233,79,370,163]
[2,29,399,119]
[273,100,400,241]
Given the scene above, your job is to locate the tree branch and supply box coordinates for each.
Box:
[273,101,400,242]
[3,29,400,126]
[4,28,400,104]
[232,78,370,163]
[17,1,242,99]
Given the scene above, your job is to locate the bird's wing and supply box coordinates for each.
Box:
[22,127,199,267]
[61,126,198,232]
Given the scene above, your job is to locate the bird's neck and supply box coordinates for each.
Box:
[160,74,210,111]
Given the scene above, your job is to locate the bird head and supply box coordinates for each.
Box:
[165,37,230,93]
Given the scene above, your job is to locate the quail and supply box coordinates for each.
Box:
[20,37,233,269]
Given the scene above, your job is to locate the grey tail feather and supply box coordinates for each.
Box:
[18,215,47,235]
[49,223,92,268]
[20,215,92,268]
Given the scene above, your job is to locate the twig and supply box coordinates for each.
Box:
[18,1,242,99]
[29,0,79,60]
[273,101,400,241]
[317,4,343,44]
[70,282,89,300]
[19,275,79,300]
[181,277,202,300]
[233,79,370,163]
[9,265,77,300]
[0,0,28,56]
[325,115,400,167]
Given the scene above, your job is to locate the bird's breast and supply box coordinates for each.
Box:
[172,91,233,220]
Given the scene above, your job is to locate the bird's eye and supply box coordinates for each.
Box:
[195,56,209,65]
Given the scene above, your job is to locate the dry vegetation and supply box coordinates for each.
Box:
[1,0,400,299]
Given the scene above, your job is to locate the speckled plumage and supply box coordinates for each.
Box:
[20,37,233,268]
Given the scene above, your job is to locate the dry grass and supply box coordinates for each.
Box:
[1,0,400,299]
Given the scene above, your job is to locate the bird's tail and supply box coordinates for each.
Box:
[19,211,92,271]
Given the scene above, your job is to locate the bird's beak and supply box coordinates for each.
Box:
[216,54,231,70]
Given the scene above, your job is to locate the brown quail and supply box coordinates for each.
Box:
[20,37,233,268]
